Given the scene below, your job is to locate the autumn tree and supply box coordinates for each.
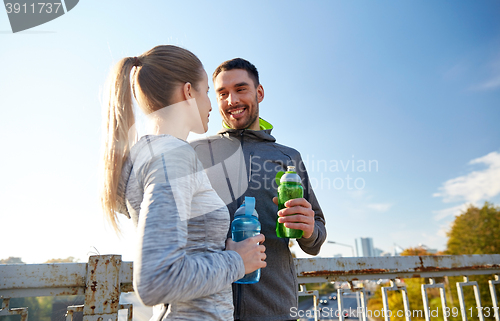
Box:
[44,256,77,263]
[445,202,500,321]
[367,247,443,321]
[446,202,500,255]
[0,257,24,264]
[400,247,434,256]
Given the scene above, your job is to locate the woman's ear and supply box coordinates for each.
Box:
[182,82,193,100]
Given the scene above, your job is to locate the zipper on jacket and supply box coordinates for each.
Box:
[235,130,246,318]
[236,131,245,207]
[249,152,254,183]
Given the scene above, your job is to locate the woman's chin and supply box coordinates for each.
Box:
[191,125,208,135]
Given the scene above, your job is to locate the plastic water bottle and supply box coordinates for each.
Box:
[276,166,304,239]
[231,196,261,284]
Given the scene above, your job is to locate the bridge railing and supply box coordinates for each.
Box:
[1,254,499,321]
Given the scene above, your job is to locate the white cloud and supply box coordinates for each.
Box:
[433,151,500,220]
[367,203,393,212]
[433,151,500,203]
[469,53,500,91]
[433,203,473,221]
[470,75,500,91]
[437,222,453,238]
[421,231,447,250]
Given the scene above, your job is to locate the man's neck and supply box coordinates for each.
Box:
[247,118,261,130]
[223,118,262,131]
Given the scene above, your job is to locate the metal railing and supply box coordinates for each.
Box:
[1,255,499,321]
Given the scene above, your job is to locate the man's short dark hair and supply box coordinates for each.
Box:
[212,58,260,87]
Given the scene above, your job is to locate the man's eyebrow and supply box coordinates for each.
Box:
[216,82,250,93]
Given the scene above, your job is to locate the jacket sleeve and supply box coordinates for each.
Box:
[132,150,245,306]
[295,154,327,255]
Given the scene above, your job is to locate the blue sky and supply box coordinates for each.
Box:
[1,1,499,263]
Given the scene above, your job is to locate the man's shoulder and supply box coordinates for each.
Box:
[189,133,233,148]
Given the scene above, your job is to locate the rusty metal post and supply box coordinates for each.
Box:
[382,279,412,321]
[456,276,484,321]
[338,283,368,321]
[0,298,28,321]
[298,284,318,321]
[422,278,448,321]
[118,304,133,321]
[83,255,122,321]
[66,305,84,321]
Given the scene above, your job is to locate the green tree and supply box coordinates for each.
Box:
[446,202,500,255]
[400,247,435,256]
[44,257,77,263]
[0,257,24,264]
[445,202,500,321]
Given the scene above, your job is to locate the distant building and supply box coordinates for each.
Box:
[393,244,405,256]
[418,244,438,254]
[355,237,375,257]
[373,248,384,257]
[392,243,438,256]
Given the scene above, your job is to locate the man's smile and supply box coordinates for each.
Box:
[228,106,247,118]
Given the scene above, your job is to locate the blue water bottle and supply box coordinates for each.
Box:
[231,196,261,284]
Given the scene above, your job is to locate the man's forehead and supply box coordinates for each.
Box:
[215,69,252,87]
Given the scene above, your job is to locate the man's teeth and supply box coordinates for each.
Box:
[230,109,244,115]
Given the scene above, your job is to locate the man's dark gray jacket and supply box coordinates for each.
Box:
[190,121,327,321]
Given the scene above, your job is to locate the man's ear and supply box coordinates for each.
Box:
[257,84,264,103]
[182,82,193,100]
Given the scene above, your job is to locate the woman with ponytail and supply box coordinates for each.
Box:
[100,45,266,320]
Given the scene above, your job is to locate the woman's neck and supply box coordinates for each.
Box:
[146,100,193,141]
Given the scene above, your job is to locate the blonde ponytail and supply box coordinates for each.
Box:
[100,45,203,233]
[101,57,137,232]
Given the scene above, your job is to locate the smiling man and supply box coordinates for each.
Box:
[191,58,327,321]
[214,67,262,131]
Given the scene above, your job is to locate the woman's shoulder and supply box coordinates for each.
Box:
[130,135,201,181]
[131,134,195,162]
[134,134,193,152]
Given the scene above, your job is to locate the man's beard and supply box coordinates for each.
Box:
[225,95,259,129]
